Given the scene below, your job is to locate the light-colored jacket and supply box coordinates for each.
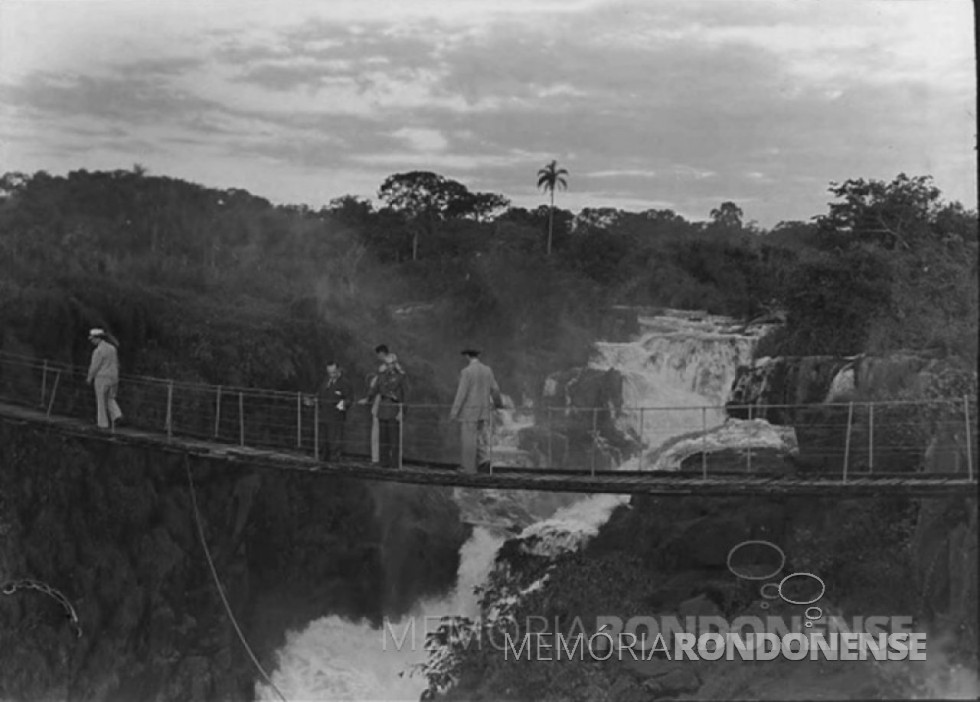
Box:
[450,359,500,422]
[87,340,119,383]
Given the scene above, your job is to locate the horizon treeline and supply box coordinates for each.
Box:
[0,167,976,400]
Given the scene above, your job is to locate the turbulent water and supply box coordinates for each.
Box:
[257,310,769,701]
[591,310,771,469]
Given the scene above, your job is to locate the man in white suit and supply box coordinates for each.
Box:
[86,328,123,430]
[449,349,502,473]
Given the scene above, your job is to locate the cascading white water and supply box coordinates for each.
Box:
[592,310,771,469]
[257,527,504,701]
[257,310,770,701]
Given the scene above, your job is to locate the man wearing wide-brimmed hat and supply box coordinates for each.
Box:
[449,348,502,473]
[86,328,123,430]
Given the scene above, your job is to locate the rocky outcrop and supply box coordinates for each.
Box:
[597,307,641,343]
[730,352,973,415]
[727,353,976,474]
[727,355,855,422]
[0,419,467,701]
[911,495,978,651]
[644,418,798,472]
[445,491,978,701]
[525,367,639,470]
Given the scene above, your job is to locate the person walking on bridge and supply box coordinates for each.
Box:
[364,345,406,468]
[86,328,123,430]
[449,349,502,474]
[314,360,353,461]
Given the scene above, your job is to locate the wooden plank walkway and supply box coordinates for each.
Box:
[0,401,975,497]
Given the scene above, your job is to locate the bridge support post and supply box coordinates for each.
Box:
[547,406,553,468]
[746,404,753,472]
[296,392,302,448]
[591,407,598,477]
[166,380,174,439]
[313,398,319,461]
[46,370,60,418]
[638,408,645,470]
[867,403,874,474]
[238,392,245,447]
[842,401,854,483]
[398,408,403,469]
[214,386,222,438]
[41,360,48,407]
[965,395,974,482]
[701,406,708,479]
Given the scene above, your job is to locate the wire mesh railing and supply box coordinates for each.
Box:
[0,350,975,482]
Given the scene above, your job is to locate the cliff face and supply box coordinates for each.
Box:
[0,419,468,701]
[443,492,977,702]
[727,353,976,473]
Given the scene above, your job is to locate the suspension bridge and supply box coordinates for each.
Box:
[0,351,975,496]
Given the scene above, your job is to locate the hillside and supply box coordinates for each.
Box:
[1,169,975,403]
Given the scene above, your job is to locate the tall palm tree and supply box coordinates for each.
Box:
[537,160,568,256]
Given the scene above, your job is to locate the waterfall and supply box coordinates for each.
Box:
[257,309,771,701]
[591,311,772,469]
[257,528,504,701]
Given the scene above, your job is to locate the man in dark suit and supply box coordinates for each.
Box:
[317,361,354,461]
[449,349,502,473]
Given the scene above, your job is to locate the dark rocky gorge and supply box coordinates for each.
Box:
[440,492,977,701]
[0,419,468,701]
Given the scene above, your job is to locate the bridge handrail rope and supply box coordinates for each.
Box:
[0,349,969,411]
[0,350,975,480]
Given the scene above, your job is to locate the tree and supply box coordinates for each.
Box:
[709,201,743,231]
[537,160,568,256]
[817,173,943,250]
[326,195,374,228]
[377,171,507,260]
[378,171,459,261]
[447,190,510,222]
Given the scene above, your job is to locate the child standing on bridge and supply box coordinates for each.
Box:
[86,328,123,430]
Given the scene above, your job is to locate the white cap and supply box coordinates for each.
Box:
[88,328,105,338]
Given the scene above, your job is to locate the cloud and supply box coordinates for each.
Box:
[350,148,550,172]
[586,169,660,179]
[0,71,219,126]
[391,128,449,152]
[0,0,973,227]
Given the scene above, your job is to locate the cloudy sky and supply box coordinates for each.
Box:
[0,0,975,226]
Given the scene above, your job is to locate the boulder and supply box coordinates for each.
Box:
[728,355,854,422]
[645,418,798,472]
[542,367,624,412]
[677,593,723,618]
[636,663,701,695]
[535,367,639,469]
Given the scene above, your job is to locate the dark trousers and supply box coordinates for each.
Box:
[321,412,346,461]
[378,418,401,468]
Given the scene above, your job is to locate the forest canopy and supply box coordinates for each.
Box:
[0,167,975,398]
